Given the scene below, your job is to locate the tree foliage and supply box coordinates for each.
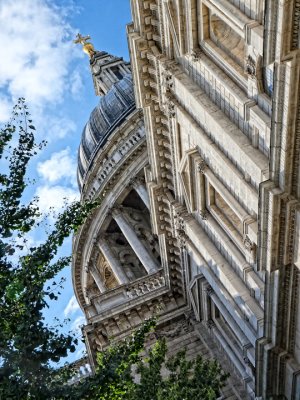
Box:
[68,319,228,400]
[134,340,228,400]
[0,100,228,399]
[0,99,98,398]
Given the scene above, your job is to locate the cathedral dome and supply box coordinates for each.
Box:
[77,73,135,190]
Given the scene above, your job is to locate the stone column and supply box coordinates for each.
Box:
[104,68,116,84]
[98,238,129,285]
[88,263,106,293]
[112,208,159,274]
[119,64,129,74]
[132,179,150,209]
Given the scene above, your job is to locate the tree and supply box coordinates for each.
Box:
[0,99,98,398]
[68,318,228,400]
[133,339,228,400]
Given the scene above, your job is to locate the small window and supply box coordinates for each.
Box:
[111,66,123,81]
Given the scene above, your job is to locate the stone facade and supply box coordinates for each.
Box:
[72,1,300,398]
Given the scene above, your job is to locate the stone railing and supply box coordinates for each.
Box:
[85,269,165,318]
[126,273,165,298]
[68,358,92,385]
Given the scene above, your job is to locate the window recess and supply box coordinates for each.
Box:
[178,148,257,261]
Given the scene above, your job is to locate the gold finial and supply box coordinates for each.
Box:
[74,33,95,58]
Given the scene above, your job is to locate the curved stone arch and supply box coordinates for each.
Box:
[85,154,149,235]
[73,152,148,308]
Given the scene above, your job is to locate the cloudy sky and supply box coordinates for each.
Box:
[0,0,131,362]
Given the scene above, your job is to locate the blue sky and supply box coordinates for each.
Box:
[0,0,131,363]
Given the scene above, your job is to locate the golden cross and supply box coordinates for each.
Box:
[74,33,91,45]
[74,33,95,58]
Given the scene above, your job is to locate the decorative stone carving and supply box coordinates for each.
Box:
[164,71,174,91]
[110,205,123,217]
[197,159,207,174]
[190,49,202,62]
[174,213,185,232]
[243,235,255,252]
[199,210,208,220]
[130,176,145,188]
[204,285,213,295]
[245,55,256,77]
[206,319,215,330]
[153,317,194,340]
[184,310,197,324]
[166,100,176,118]
[177,230,187,249]
[245,54,264,93]
[126,274,165,298]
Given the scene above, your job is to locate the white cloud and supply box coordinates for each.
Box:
[0,98,12,123]
[71,315,86,332]
[42,115,77,141]
[37,147,77,186]
[64,295,80,317]
[0,0,80,106]
[70,69,84,98]
[0,0,84,144]
[35,184,79,215]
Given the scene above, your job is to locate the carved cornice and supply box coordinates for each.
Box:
[130,176,146,189]
[284,200,300,265]
[292,1,300,50]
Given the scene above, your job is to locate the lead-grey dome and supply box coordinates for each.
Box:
[77,73,135,190]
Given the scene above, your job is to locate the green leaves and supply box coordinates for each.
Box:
[65,317,228,400]
[0,99,99,399]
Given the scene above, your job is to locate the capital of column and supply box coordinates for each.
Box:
[130,179,150,209]
[130,177,145,189]
[96,232,108,243]
[111,206,123,218]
